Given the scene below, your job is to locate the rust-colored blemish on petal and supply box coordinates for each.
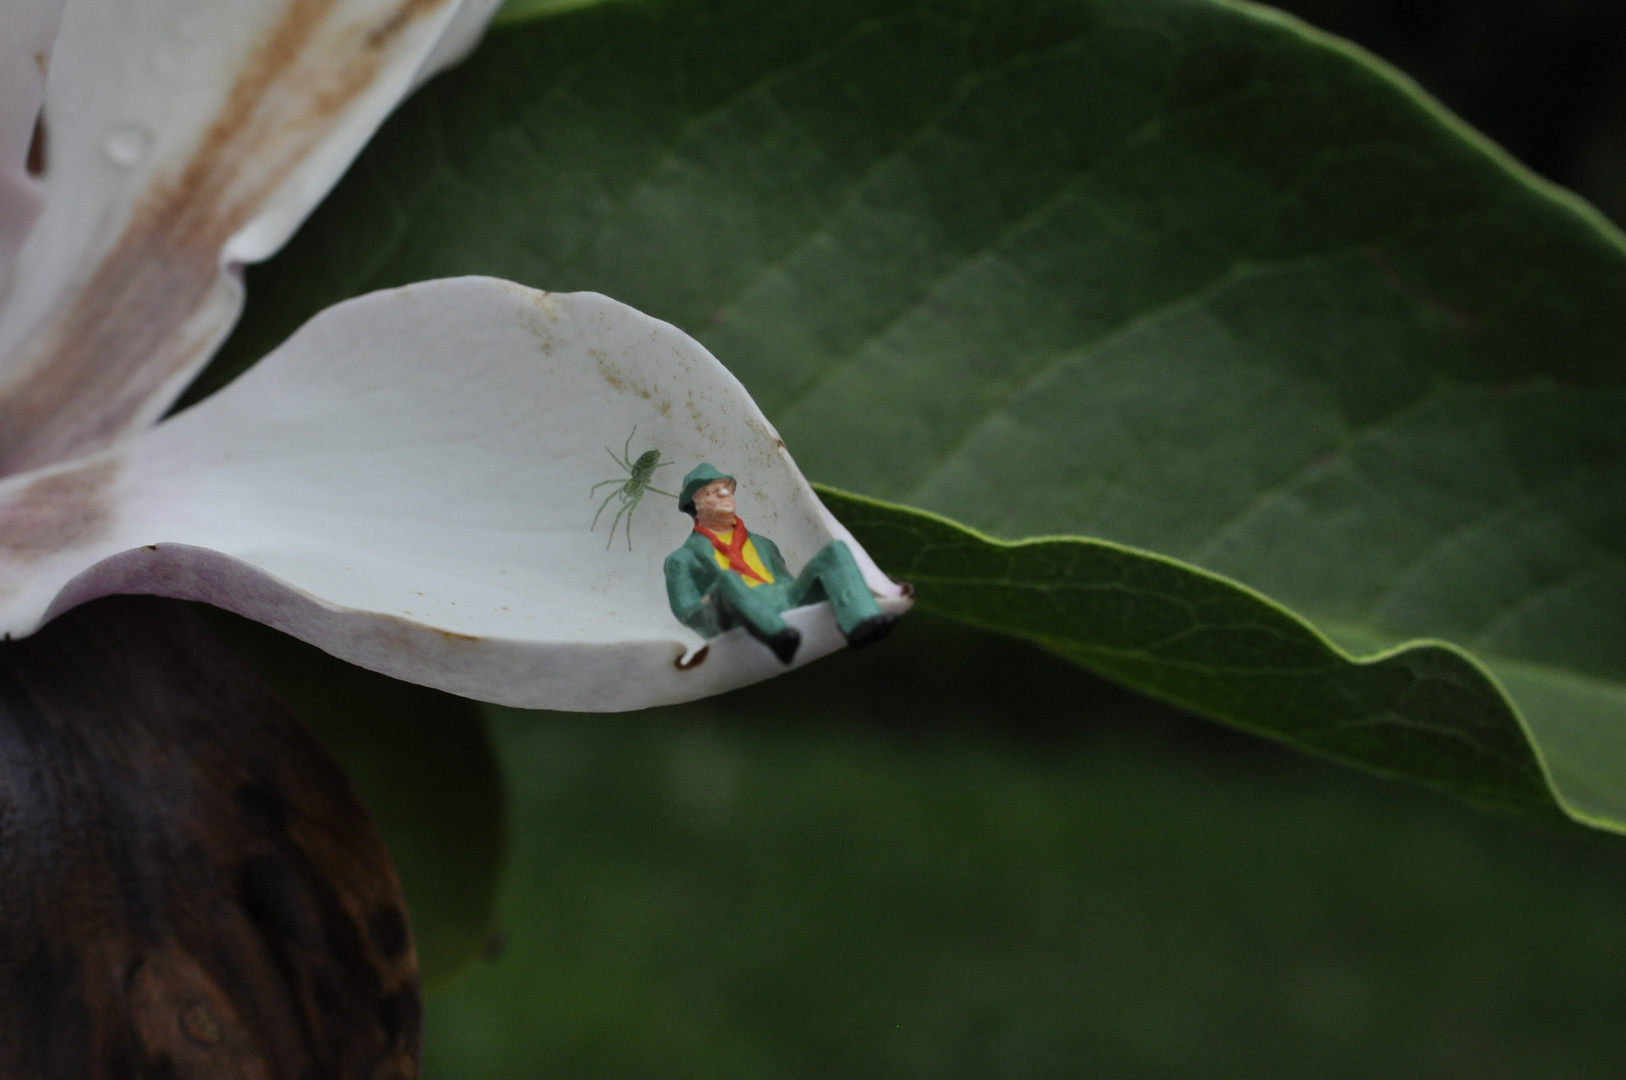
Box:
[0,0,458,478]
[0,459,118,561]
[675,644,708,671]
[368,0,446,48]
[25,112,46,178]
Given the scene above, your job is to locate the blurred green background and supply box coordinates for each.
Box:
[368,1,1626,1074]
[424,616,1626,1078]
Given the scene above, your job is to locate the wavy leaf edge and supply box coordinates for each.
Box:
[815,484,1614,834]
[1220,0,1626,250]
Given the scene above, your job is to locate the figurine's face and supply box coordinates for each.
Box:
[693,478,737,526]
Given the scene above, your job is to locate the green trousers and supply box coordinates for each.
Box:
[709,541,880,644]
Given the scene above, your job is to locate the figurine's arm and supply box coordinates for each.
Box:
[754,535,793,582]
[665,545,723,637]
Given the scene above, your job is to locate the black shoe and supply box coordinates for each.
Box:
[845,614,898,650]
[768,627,802,665]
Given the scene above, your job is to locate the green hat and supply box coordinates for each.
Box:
[678,463,736,516]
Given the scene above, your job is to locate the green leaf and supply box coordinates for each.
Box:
[817,485,1567,828]
[205,610,509,987]
[192,0,1626,829]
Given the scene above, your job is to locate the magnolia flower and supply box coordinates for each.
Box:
[0,0,910,711]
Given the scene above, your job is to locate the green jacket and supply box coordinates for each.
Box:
[665,527,792,637]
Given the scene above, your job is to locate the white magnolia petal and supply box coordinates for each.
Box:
[0,0,67,291]
[0,279,912,711]
[410,0,502,91]
[0,0,499,476]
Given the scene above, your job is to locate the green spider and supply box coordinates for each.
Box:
[590,427,678,550]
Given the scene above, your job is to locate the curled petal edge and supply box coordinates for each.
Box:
[0,278,911,711]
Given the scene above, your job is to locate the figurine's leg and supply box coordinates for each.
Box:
[710,574,788,637]
[708,575,799,663]
[788,542,879,633]
[789,541,895,647]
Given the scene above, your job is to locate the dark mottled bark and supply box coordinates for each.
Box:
[0,596,419,1078]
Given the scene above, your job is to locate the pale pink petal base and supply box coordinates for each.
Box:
[0,279,910,711]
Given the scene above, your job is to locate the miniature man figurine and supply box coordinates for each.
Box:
[665,464,898,664]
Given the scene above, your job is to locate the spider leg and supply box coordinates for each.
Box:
[605,446,632,472]
[621,427,637,469]
[620,489,646,550]
[592,488,621,531]
[590,477,626,495]
[648,486,679,498]
[606,498,632,550]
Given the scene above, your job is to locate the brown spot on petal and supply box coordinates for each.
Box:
[0,459,117,561]
[0,0,458,477]
[675,644,708,671]
[367,0,446,48]
[25,112,46,179]
[596,354,662,404]
[596,353,627,394]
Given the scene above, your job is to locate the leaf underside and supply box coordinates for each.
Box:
[193,0,1626,828]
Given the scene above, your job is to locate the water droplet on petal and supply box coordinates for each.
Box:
[102,123,153,169]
